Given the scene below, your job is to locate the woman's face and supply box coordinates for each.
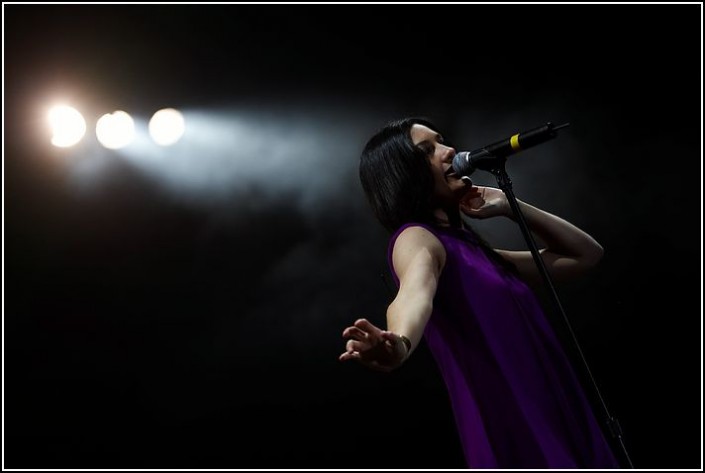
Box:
[410,124,469,204]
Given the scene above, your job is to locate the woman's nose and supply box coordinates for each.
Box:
[442,146,456,162]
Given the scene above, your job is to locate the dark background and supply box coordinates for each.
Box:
[4,4,702,469]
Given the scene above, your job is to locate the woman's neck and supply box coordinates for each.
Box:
[433,207,460,228]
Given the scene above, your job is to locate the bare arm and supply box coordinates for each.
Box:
[387,225,446,358]
[460,186,603,285]
[339,226,445,371]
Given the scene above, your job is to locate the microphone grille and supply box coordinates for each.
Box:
[452,151,473,177]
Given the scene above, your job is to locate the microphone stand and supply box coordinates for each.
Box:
[488,161,634,469]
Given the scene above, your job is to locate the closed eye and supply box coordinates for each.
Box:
[416,133,445,156]
[415,140,434,155]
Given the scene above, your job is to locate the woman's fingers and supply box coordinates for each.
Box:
[342,326,368,341]
[346,339,365,353]
[353,318,379,334]
[339,319,387,364]
[339,351,361,362]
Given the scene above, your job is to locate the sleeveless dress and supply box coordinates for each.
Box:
[387,222,621,469]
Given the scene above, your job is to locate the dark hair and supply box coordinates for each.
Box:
[359,117,438,233]
[360,117,519,275]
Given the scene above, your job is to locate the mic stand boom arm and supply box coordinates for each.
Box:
[489,160,634,469]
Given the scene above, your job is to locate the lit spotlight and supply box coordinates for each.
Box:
[95,110,136,150]
[149,108,185,146]
[48,105,87,147]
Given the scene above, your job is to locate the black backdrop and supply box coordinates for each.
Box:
[4,4,702,469]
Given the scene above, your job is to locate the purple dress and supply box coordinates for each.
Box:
[387,223,621,469]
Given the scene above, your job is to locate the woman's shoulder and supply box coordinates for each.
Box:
[388,223,449,258]
[388,223,447,276]
[388,223,482,256]
[390,222,441,244]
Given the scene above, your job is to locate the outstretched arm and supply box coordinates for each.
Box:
[339,226,445,372]
[460,185,604,285]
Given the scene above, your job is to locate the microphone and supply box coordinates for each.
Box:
[451,122,570,178]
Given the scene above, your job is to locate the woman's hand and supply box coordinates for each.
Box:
[459,185,511,219]
[339,319,408,372]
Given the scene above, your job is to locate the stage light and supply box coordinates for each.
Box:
[149,108,185,146]
[48,105,87,147]
[95,111,136,150]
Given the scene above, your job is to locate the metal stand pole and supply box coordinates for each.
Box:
[490,162,634,468]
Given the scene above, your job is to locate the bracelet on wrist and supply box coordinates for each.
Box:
[399,334,412,355]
